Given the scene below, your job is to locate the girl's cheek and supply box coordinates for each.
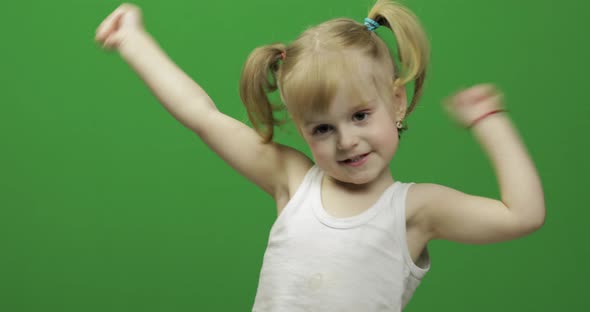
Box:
[309,141,331,162]
[308,139,322,151]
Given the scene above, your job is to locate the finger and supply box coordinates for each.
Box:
[102,36,114,51]
[481,93,505,110]
[458,84,491,105]
[472,84,496,99]
[96,8,124,41]
[479,85,501,105]
[95,6,127,42]
[102,32,120,51]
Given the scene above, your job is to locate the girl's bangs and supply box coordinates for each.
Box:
[280,53,368,123]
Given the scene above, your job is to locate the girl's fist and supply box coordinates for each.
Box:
[95,3,144,51]
[443,84,505,129]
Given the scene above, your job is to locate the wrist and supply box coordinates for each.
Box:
[118,30,153,60]
[467,109,509,130]
[468,111,512,141]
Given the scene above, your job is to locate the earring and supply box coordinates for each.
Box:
[396,120,407,140]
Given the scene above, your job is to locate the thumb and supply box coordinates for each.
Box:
[102,31,125,51]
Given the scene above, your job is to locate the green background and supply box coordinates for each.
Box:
[1,0,587,311]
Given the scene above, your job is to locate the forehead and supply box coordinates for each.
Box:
[281,49,393,124]
[303,93,376,126]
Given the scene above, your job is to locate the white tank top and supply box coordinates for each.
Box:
[252,165,430,311]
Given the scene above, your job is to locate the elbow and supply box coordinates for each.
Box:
[509,193,546,233]
[533,205,546,229]
[532,213,546,231]
[521,208,546,234]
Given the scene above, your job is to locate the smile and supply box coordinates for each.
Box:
[339,152,370,167]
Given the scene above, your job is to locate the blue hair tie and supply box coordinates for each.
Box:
[364,17,380,31]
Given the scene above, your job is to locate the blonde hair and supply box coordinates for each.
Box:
[239,0,429,142]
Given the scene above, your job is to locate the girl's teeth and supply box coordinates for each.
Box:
[347,155,363,162]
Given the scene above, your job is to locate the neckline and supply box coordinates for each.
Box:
[312,166,400,229]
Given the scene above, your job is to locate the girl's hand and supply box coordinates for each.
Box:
[443,84,505,128]
[95,3,145,51]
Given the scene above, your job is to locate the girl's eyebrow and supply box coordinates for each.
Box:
[349,99,375,112]
[303,100,376,126]
[351,102,373,110]
[304,119,324,127]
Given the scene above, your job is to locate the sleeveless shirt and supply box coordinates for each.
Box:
[252,165,431,311]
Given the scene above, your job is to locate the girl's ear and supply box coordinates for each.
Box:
[392,80,408,120]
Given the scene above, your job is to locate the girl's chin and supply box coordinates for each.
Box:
[329,173,374,186]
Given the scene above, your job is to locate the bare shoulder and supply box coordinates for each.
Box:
[404,182,438,262]
[405,182,437,241]
[405,182,465,223]
[274,144,314,214]
[405,182,474,239]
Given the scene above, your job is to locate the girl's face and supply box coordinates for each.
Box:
[298,84,403,187]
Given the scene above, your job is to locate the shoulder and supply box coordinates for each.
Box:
[404,182,431,221]
[273,144,314,213]
[404,182,443,241]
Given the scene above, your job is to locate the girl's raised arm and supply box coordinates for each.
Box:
[95,4,311,200]
[410,85,545,245]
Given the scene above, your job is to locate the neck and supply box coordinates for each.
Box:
[323,168,394,195]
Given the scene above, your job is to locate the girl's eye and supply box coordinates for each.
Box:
[312,124,332,135]
[353,111,369,121]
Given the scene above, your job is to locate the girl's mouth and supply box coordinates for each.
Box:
[339,152,370,167]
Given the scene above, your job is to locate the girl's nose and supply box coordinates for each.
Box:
[337,130,359,150]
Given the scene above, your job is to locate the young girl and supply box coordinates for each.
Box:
[95,0,546,310]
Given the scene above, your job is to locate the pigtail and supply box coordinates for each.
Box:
[239,43,287,143]
[368,0,430,115]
